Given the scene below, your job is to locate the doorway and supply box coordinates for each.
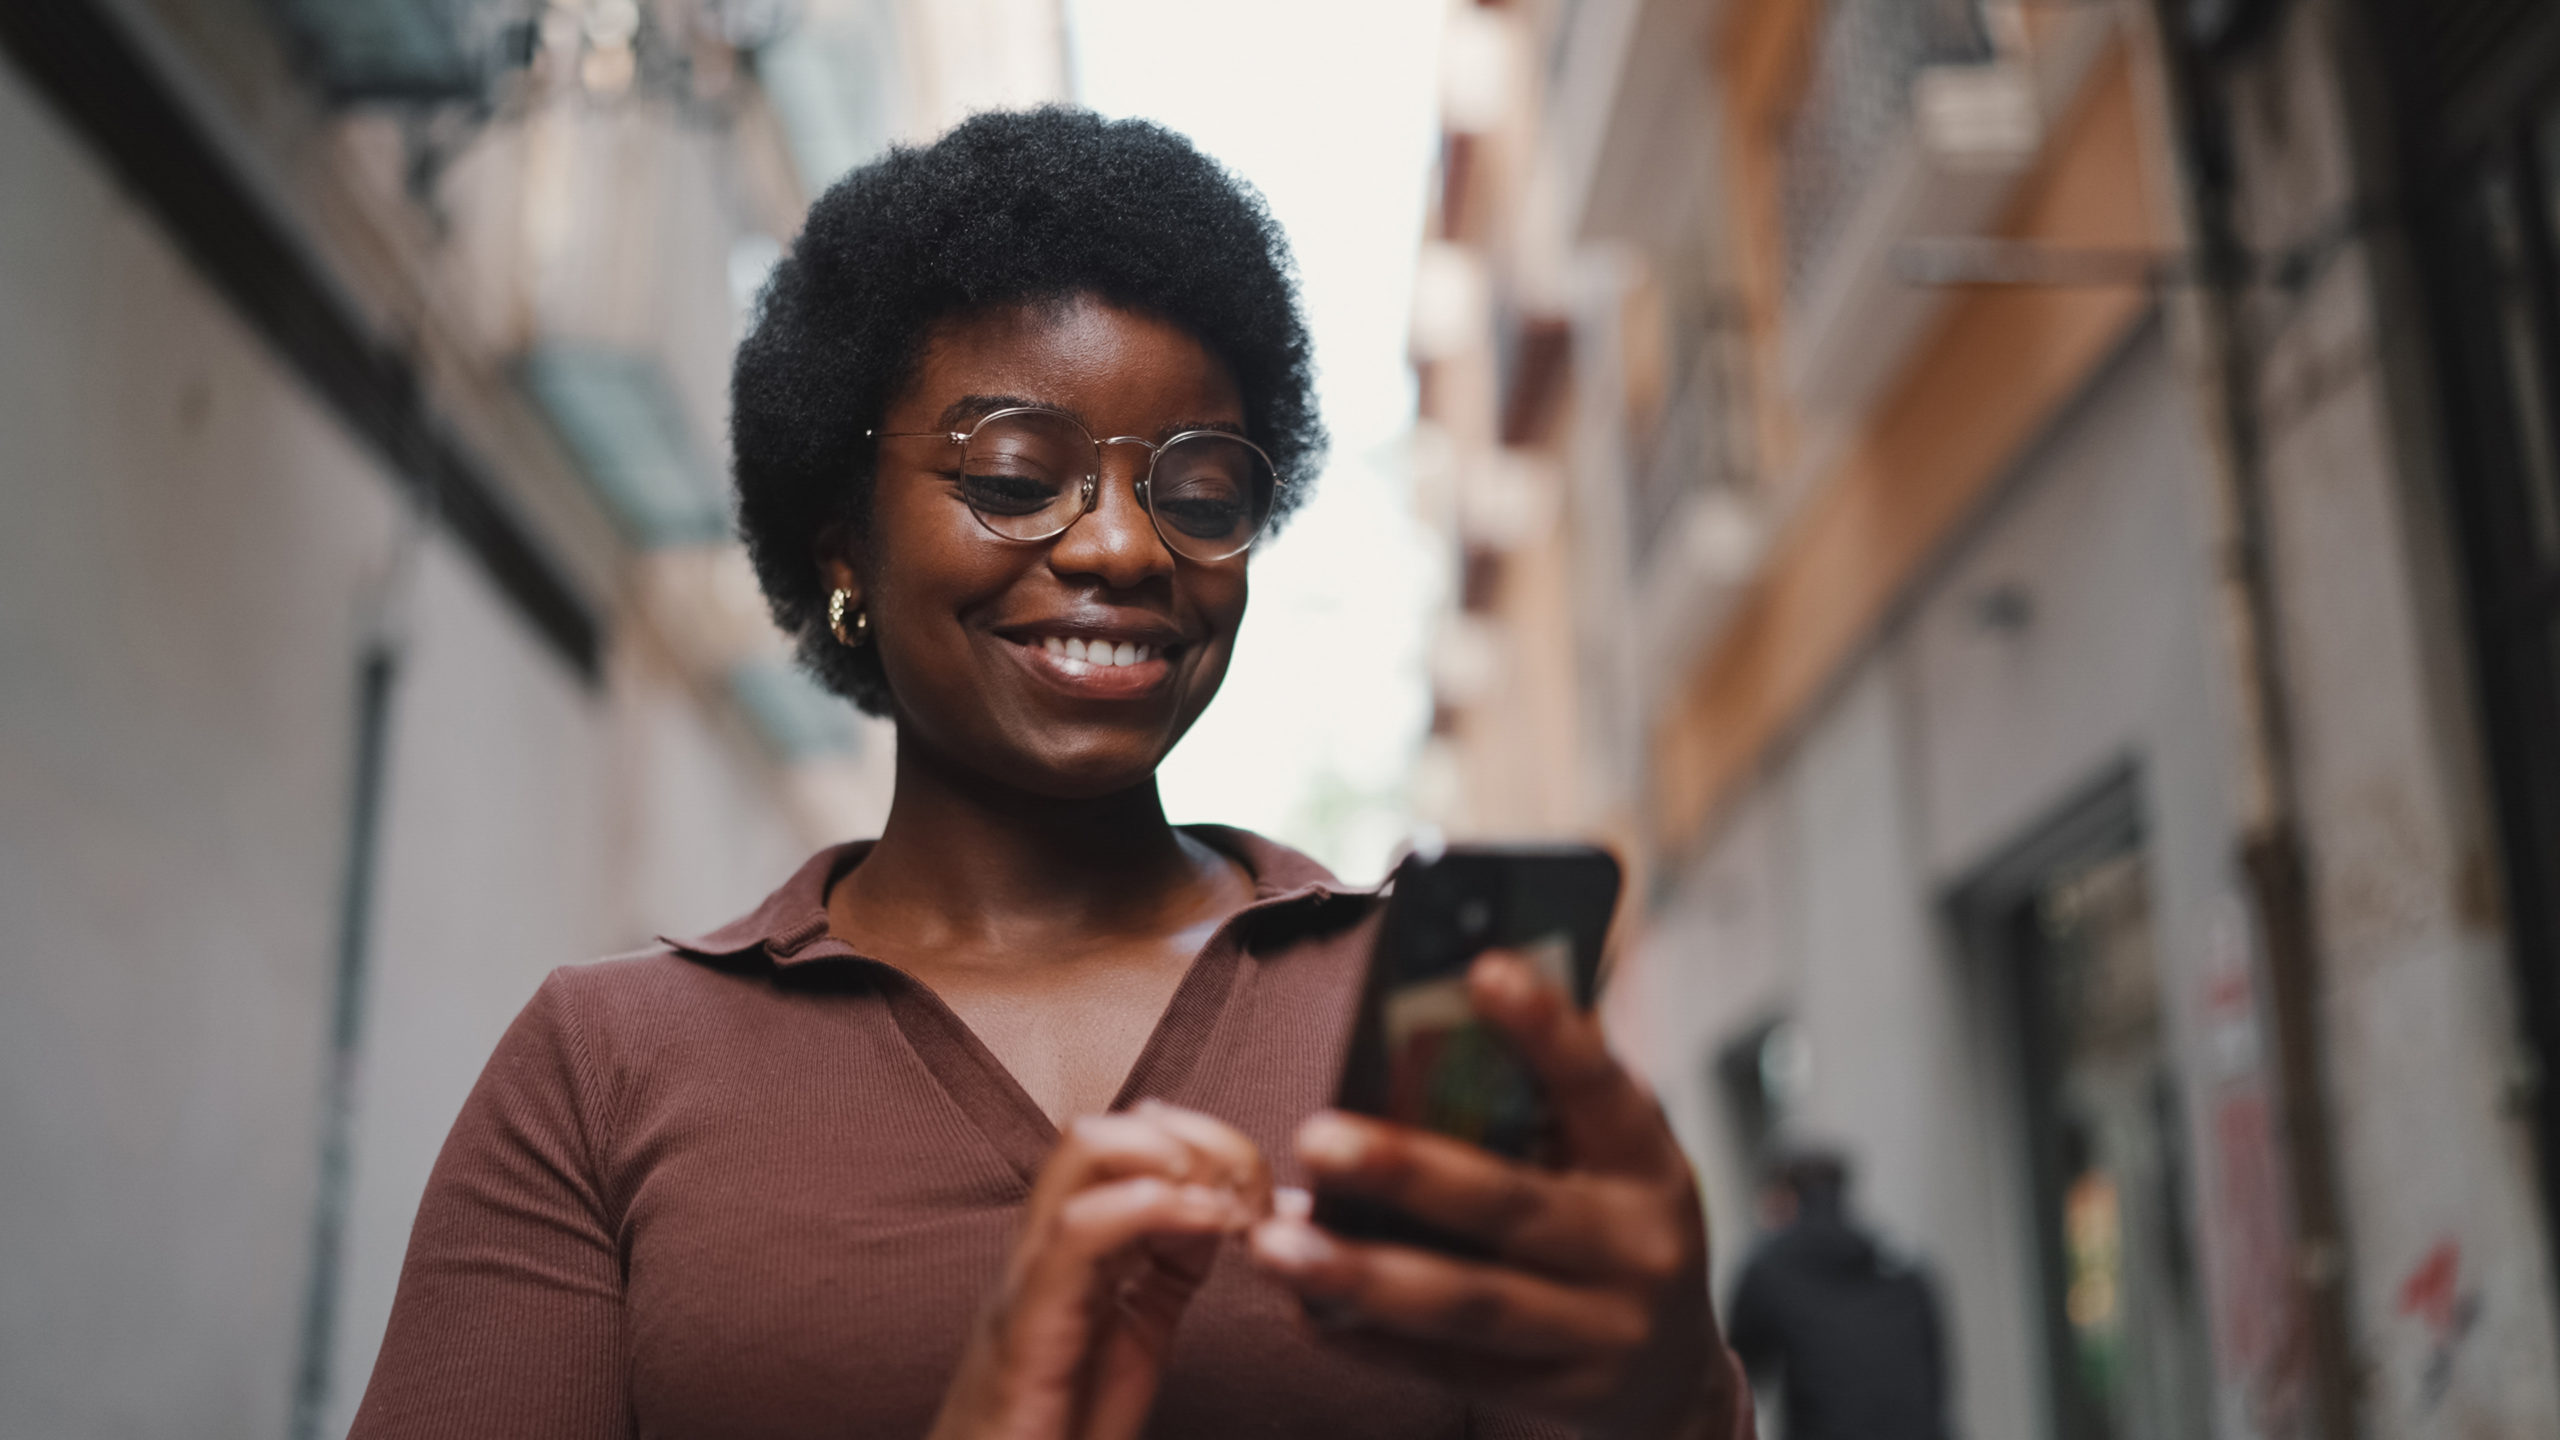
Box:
[1955,773,2212,1440]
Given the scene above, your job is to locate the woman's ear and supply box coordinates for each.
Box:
[815,546,872,649]
[814,535,864,615]
[819,558,863,612]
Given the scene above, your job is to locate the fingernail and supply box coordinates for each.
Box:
[1297,1112,1364,1169]
[1474,951,1537,1005]
[1251,1218,1336,1270]
[1274,1185,1314,1222]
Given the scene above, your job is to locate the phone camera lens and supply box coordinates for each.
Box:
[1457,899,1491,936]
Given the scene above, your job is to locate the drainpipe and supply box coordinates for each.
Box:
[287,508,424,1440]
[287,639,400,1440]
[2143,1,2361,1435]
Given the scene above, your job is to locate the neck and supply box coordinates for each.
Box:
[840,727,1218,940]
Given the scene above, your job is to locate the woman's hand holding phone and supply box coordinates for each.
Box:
[1249,950,1746,1440]
[930,1100,1271,1440]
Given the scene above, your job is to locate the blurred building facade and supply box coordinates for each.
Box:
[0,1,1060,1435]
[1411,1,2560,1438]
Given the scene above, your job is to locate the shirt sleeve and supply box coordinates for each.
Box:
[347,970,633,1439]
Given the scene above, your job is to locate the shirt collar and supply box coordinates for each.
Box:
[659,825,1355,968]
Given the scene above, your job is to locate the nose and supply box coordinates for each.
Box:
[1048,440,1175,588]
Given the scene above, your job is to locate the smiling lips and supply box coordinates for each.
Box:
[1011,632,1179,697]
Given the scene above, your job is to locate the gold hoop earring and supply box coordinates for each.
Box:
[828,588,868,647]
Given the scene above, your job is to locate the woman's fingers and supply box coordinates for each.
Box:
[936,1105,1272,1440]
[1293,1111,1681,1282]
[1030,1113,1200,1202]
[1016,1176,1250,1312]
[1242,958,1726,1438]
[1030,1104,1272,1218]
[1250,1215,1649,1358]
[1130,1098,1273,1212]
[1051,1177,1251,1264]
[998,1107,1271,1341]
[1467,950,1677,1178]
[1011,1103,1273,1313]
[939,1174,1246,1440]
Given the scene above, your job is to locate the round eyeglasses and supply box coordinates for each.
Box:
[867,406,1283,563]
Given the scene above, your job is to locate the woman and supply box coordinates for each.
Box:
[352,109,1751,1440]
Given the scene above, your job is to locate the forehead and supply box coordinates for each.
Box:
[895,294,1243,427]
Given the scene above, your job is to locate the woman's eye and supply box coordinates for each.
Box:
[960,471,1065,516]
[1156,494,1246,538]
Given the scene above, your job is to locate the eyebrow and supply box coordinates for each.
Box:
[934,394,1252,444]
[936,393,1068,431]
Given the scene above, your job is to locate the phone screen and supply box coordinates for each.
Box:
[1373,930,1577,1159]
[1317,845,1620,1252]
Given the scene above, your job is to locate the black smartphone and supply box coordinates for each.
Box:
[1314,843,1622,1256]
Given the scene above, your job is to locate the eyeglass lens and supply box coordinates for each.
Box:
[957,410,1275,561]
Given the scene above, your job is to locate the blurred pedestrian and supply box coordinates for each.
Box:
[1728,1151,1949,1440]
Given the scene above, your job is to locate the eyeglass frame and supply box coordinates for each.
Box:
[865,405,1287,562]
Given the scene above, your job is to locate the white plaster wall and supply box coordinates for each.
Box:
[317,568,818,1440]
[2254,173,2560,1440]
[1786,659,2043,1440]
[317,534,619,1440]
[1622,786,1794,1296]
[0,55,817,1439]
[0,62,392,1438]
[1898,333,2230,895]
[1781,666,1939,1250]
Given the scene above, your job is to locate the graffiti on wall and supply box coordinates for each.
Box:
[2196,907,2308,1432]
[2394,1236,2482,1413]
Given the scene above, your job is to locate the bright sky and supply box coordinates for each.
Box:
[1066,0,1448,884]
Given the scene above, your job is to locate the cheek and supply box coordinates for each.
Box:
[1184,570,1250,680]
[866,491,1002,620]
[857,502,1010,698]
[1224,565,1252,624]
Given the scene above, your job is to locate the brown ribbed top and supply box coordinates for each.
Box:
[347,828,1719,1439]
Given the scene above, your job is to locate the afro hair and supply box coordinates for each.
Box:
[729,106,1325,714]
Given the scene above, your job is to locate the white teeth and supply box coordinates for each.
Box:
[1032,635,1159,669]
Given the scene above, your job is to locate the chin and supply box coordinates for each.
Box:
[999,732,1177,802]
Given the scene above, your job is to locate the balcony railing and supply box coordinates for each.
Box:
[1629,299,1755,568]
[1780,0,1996,308]
[266,0,793,108]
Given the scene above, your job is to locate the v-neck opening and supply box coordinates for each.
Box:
[829,828,1317,1185]
[875,910,1256,1183]
[659,828,1357,1187]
